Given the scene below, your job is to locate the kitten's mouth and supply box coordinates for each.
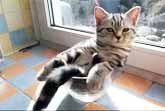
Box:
[114,36,121,43]
[116,39,120,42]
[116,39,121,43]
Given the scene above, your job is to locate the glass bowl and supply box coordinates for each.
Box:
[67,75,111,102]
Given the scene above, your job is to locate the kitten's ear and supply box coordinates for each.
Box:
[125,6,141,25]
[94,6,108,25]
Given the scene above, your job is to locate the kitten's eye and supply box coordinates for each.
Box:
[106,28,114,32]
[123,28,130,32]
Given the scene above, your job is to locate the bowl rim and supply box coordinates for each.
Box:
[72,76,87,80]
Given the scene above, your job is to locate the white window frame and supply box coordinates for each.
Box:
[31,0,165,76]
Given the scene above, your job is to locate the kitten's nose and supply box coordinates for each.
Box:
[115,31,122,40]
[116,36,121,40]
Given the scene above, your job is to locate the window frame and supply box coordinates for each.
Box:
[47,0,55,26]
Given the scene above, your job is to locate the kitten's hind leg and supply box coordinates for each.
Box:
[37,50,81,81]
[33,65,85,111]
[32,79,58,111]
[37,58,65,81]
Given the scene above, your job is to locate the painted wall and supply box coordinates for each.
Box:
[0,0,35,56]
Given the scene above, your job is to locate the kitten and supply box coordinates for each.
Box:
[32,6,141,111]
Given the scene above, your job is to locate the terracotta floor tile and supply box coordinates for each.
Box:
[1,63,27,79]
[41,48,59,58]
[0,82,17,101]
[113,72,152,95]
[83,102,107,110]
[10,51,32,61]
[33,61,48,72]
[24,81,45,101]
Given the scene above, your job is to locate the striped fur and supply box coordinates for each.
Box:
[32,6,140,111]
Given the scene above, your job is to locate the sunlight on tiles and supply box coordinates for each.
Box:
[114,73,152,95]
[106,85,165,110]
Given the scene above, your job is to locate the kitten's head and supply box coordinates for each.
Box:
[95,6,141,47]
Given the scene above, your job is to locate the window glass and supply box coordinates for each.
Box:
[48,0,165,47]
[50,0,97,33]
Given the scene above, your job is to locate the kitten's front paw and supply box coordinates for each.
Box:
[86,66,104,92]
[86,79,102,92]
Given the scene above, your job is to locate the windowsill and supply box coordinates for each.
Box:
[132,43,165,57]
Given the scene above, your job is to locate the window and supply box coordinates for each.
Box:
[48,0,165,48]
[48,0,97,33]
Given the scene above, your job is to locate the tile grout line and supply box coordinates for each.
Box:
[0,55,38,100]
[0,46,54,102]
[0,75,33,101]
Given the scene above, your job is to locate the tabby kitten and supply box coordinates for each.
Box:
[32,6,141,111]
